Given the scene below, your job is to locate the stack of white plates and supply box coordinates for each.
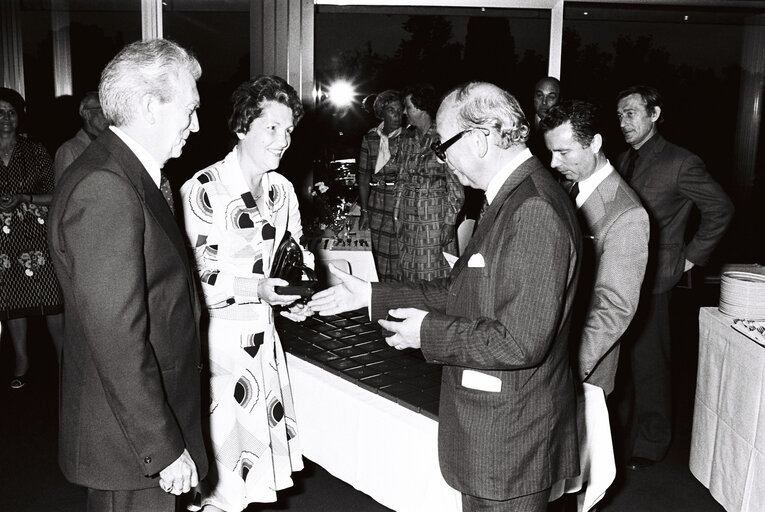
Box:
[719,270,765,320]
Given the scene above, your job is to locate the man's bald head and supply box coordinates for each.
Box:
[533,76,561,121]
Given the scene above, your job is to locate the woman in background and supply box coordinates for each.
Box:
[357,89,403,282]
[394,83,464,282]
[0,87,64,388]
[181,75,311,512]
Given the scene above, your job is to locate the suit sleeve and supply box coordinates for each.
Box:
[677,155,734,266]
[579,205,649,381]
[61,171,184,475]
[54,145,77,186]
[419,199,575,369]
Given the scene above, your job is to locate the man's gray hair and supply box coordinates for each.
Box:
[99,39,201,127]
[447,82,530,149]
[78,91,100,117]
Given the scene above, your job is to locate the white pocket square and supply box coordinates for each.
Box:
[467,253,485,268]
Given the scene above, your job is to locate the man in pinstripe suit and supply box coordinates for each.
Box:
[310,82,581,511]
[540,100,649,397]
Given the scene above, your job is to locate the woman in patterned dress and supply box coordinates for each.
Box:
[394,84,464,282]
[0,88,64,389]
[357,90,403,282]
[181,76,312,512]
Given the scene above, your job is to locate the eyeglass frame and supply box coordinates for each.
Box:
[431,126,490,163]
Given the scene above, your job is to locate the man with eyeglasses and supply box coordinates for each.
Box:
[54,91,109,184]
[309,82,581,511]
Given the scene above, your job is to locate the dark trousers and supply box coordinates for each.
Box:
[626,290,673,461]
[462,488,551,512]
[86,486,176,512]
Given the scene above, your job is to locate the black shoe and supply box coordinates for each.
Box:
[10,373,28,389]
[626,456,656,471]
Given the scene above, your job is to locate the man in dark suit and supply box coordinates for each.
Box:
[528,76,561,163]
[614,85,734,471]
[310,82,581,511]
[540,100,649,397]
[48,39,208,511]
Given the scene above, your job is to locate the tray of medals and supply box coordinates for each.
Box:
[277,308,441,420]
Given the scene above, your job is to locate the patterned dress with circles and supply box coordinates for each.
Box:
[181,148,309,511]
[0,136,62,319]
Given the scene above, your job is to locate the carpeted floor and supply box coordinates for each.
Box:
[0,285,725,511]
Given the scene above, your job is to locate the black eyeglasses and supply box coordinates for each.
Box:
[431,127,488,162]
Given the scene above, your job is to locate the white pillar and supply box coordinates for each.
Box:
[1,0,25,97]
[51,0,73,98]
[734,13,765,201]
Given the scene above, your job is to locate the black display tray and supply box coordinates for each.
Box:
[277,308,441,420]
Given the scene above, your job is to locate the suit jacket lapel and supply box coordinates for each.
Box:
[102,131,192,277]
[451,157,536,277]
[580,173,615,232]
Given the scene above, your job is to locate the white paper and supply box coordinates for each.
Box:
[461,369,502,392]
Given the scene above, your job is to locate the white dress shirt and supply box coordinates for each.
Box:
[109,126,162,188]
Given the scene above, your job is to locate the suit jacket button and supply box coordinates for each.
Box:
[197,363,204,371]
[144,456,152,464]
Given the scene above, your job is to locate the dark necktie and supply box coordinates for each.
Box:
[160,172,175,214]
[624,148,639,183]
[478,196,489,222]
[569,182,580,202]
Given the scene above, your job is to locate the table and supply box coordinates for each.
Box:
[280,310,613,512]
[279,310,461,512]
[690,307,765,512]
[306,215,379,283]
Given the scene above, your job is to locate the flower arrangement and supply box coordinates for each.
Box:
[304,179,357,238]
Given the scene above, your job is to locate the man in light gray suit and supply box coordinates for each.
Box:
[310,82,581,511]
[540,100,649,397]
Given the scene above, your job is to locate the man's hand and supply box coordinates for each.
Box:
[307,264,369,315]
[158,449,198,495]
[684,259,695,272]
[379,308,428,350]
[258,277,302,306]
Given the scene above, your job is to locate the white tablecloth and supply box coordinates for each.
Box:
[287,354,462,512]
[690,307,765,512]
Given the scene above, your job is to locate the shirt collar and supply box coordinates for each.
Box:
[485,148,533,204]
[575,159,613,209]
[109,126,162,188]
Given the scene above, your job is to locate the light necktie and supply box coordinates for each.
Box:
[160,172,175,214]
[624,148,639,183]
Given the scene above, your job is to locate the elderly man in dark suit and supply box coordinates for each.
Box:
[615,85,734,471]
[310,81,581,511]
[540,100,649,397]
[48,39,207,511]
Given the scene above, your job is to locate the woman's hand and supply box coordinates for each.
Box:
[0,194,24,212]
[257,278,303,306]
[439,222,455,246]
[280,302,313,322]
[359,211,369,230]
